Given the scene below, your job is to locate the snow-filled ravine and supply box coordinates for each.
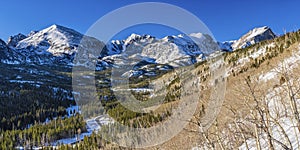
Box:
[52,114,114,146]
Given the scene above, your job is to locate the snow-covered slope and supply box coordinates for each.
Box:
[16,24,83,56]
[162,33,219,55]
[103,33,219,69]
[232,26,276,50]
[1,25,278,68]
[219,26,276,51]
[2,24,221,71]
[95,32,220,76]
[102,33,156,57]
[9,24,104,65]
[148,33,218,66]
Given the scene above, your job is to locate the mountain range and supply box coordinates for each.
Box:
[0,24,276,74]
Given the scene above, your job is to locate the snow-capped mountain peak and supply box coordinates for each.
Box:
[14,24,97,58]
[126,33,142,41]
[189,32,205,39]
[15,24,83,56]
[162,33,219,55]
[2,24,105,66]
[218,26,276,51]
[231,26,276,50]
[124,33,155,46]
[1,24,221,70]
[248,26,270,38]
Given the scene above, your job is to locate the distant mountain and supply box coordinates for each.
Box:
[1,24,104,66]
[232,26,276,49]
[219,26,276,51]
[103,32,219,69]
[0,24,276,75]
[0,24,220,70]
[16,24,85,56]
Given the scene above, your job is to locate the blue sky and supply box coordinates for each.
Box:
[0,0,299,42]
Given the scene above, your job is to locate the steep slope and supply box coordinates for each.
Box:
[16,24,83,56]
[219,26,276,51]
[104,33,219,68]
[104,40,124,56]
[97,32,220,78]
[102,33,155,57]
[1,24,221,70]
[0,39,22,64]
[232,26,276,50]
[11,24,104,65]
[218,40,236,51]
[7,33,27,48]
[0,39,10,60]
[1,25,277,68]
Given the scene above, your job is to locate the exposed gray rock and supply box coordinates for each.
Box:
[7,33,27,48]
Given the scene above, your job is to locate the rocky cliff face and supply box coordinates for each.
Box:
[0,39,21,64]
[7,33,27,48]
